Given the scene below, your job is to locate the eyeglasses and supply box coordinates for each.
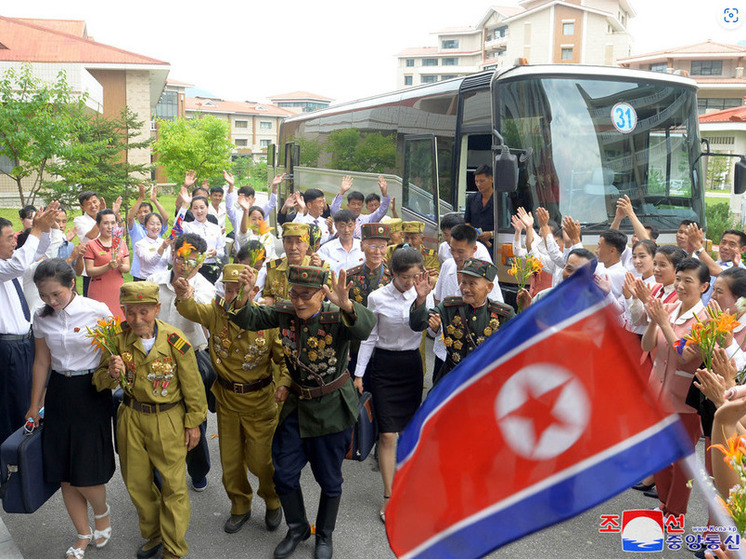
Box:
[366,244,387,252]
[288,289,318,301]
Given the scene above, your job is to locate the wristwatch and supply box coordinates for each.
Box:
[694,247,704,255]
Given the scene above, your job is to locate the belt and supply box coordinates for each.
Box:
[53,368,95,377]
[0,330,32,341]
[122,394,180,414]
[216,374,272,394]
[290,370,350,400]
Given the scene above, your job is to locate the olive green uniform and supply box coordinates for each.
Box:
[176,295,286,517]
[93,320,207,558]
[346,263,392,306]
[385,244,440,282]
[263,255,330,301]
[410,296,515,384]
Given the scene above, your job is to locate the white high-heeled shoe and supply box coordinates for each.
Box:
[93,504,112,549]
[65,529,92,558]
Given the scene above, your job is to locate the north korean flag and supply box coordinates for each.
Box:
[169,207,186,239]
[386,266,694,559]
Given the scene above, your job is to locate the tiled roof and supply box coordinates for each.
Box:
[0,16,168,65]
[619,40,746,62]
[268,90,333,101]
[699,105,746,123]
[185,97,294,117]
[693,77,746,84]
[491,4,525,18]
[14,18,87,37]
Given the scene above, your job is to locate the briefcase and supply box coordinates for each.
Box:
[346,391,377,461]
[0,422,60,513]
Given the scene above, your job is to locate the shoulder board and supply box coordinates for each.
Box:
[214,295,228,310]
[489,300,515,318]
[346,264,364,276]
[268,258,284,270]
[274,300,296,314]
[320,310,341,324]
[443,296,464,307]
[168,332,192,354]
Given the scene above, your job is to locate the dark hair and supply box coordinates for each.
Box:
[391,246,424,274]
[236,240,264,263]
[474,164,492,177]
[192,187,209,198]
[303,188,324,203]
[0,217,11,231]
[568,248,595,261]
[679,219,699,228]
[190,195,209,209]
[719,267,746,299]
[143,212,164,227]
[174,233,207,254]
[364,193,381,205]
[722,229,746,247]
[19,205,36,220]
[632,239,657,257]
[248,205,265,219]
[643,224,660,240]
[238,186,255,198]
[547,219,561,238]
[440,213,465,231]
[599,229,627,255]
[78,191,98,205]
[347,191,364,203]
[333,209,356,223]
[676,257,710,285]
[449,224,478,245]
[57,206,67,215]
[209,186,224,196]
[138,201,153,213]
[34,258,77,317]
[95,209,116,224]
[15,228,31,248]
[656,245,687,269]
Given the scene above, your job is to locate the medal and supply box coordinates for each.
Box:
[355,295,363,303]
[255,337,266,348]
[444,337,453,347]
[453,316,462,326]
[489,318,499,329]
[453,354,461,363]
[446,325,455,335]
[318,339,326,350]
[308,337,318,348]
[453,340,463,351]
[222,338,231,349]
[121,352,133,363]
[453,329,463,340]
[483,327,493,336]
[308,350,318,361]
[325,334,333,344]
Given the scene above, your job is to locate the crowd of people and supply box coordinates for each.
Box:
[1,164,746,559]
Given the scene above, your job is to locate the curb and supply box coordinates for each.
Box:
[0,516,23,559]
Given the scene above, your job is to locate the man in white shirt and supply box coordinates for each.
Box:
[0,203,57,444]
[293,188,332,243]
[208,186,227,233]
[438,213,492,263]
[330,175,390,238]
[147,233,216,492]
[688,226,746,304]
[595,229,628,300]
[224,171,281,244]
[316,210,364,273]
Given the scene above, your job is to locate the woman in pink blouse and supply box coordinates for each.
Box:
[84,210,129,319]
[642,257,710,519]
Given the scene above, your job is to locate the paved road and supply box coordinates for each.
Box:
[1,340,714,559]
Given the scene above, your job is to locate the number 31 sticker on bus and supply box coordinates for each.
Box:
[611,102,638,134]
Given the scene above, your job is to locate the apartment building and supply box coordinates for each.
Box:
[396,0,634,89]
[185,97,294,160]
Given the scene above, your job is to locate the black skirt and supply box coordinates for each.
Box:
[42,372,115,486]
[369,348,423,433]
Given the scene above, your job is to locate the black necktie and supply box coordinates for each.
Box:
[11,278,30,322]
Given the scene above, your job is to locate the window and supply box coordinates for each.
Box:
[406,59,415,67]
[260,139,271,148]
[441,75,457,81]
[691,60,723,76]
[404,75,413,86]
[561,48,573,61]
[235,139,248,147]
[650,62,668,72]
[234,120,248,128]
[154,90,178,120]
[422,58,438,66]
[421,75,438,84]
[697,97,742,114]
[562,22,574,35]
[260,121,272,130]
[442,57,459,66]
[441,39,459,49]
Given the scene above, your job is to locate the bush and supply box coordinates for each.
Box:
[705,202,740,248]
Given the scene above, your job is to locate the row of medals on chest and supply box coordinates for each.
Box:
[121,352,174,397]
[285,333,337,374]
[444,316,500,363]
[213,328,269,370]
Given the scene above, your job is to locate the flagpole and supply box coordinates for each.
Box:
[682,452,746,559]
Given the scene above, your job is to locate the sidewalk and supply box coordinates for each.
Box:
[0,516,23,559]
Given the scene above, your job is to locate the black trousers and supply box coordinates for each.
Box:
[82,276,91,297]
[272,410,351,498]
[0,336,34,445]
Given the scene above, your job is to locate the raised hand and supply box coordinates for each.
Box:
[179,185,192,207]
[237,266,258,305]
[593,273,611,295]
[517,207,534,229]
[413,271,433,302]
[511,214,524,233]
[150,185,159,202]
[112,196,123,216]
[391,196,397,211]
[32,202,61,233]
[137,184,147,200]
[535,206,550,228]
[271,173,286,190]
[378,175,388,197]
[237,194,252,212]
[340,175,353,194]
[323,269,353,313]
[617,195,633,217]
[184,169,198,188]
[172,277,192,300]
[223,170,235,188]
[65,227,77,242]
[686,223,704,250]
[562,215,581,245]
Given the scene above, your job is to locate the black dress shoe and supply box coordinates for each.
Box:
[266,507,283,531]
[644,488,659,499]
[224,511,251,534]
[632,482,655,491]
[136,540,162,559]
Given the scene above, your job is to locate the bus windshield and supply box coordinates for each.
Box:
[496,75,703,231]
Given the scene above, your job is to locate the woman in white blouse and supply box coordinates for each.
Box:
[353,247,432,523]
[25,259,115,559]
[182,195,225,283]
[134,212,172,280]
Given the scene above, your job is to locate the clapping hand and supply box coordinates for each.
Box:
[323,269,353,313]
[644,297,668,326]
[517,207,534,229]
[32,202,61,233]
[511,214,524,233]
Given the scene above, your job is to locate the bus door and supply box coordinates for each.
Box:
[402,134,441,246]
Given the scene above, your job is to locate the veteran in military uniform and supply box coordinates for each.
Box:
[230,265,375,559]
[92,282,208,559]
[385,217,403,246]
[173,264,285,535]
[258,222,329,304]
[385,221,440,281]
[410,258,515,385]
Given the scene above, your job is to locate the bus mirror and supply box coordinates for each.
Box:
[735,157,746,195]
[494,147,518,193]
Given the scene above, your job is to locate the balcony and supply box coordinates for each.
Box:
[485,35,508,50]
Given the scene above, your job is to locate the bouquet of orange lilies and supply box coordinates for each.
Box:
[85,316,130,390]
[176,241,206,278]
[710,434,746,535]
[251,218,273,236]
[508,255,543,292]
[675,307,740,370]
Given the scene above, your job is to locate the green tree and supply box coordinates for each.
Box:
[327,128,361,171]
[0,65,86,205]
[249,160,268,189]
[296,136,321,167]
[231,156,251,185]
[707,153,730,190]
[325,128,395,173]
[152,115,233,184]
[44,106,153,211]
